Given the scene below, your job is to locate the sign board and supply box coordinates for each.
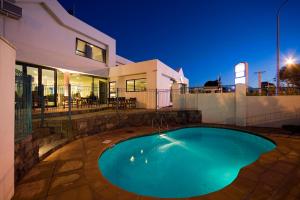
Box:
[234,62,248,85]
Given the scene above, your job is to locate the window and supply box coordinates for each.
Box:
[76,38,106,63]
[126,79,147,92]
[109,82,117,97]
[126,80,134,92]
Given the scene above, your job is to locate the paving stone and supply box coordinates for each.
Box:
[47,185,94,200]
[20,161,56,184]
[13,179,49,200]
[271,161,296,174]
[49,172,86,195]
[247,183,273,200]
[56,160,83,173]
[260,170,286,188]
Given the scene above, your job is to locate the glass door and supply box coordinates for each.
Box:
[42,69,56,106]
[26,67,39,107]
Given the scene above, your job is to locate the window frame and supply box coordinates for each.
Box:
[109,81,117,97]
[126,78,147,92]
[75,38,106,63]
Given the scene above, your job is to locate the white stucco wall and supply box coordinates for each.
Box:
[0,37,15,200]
[246,96,300,127]
[1,0,116,76]
[109,60,157,109]
[173,93,236,124]
[173,86,300,127]
[116,55,133,66]
[109,59,189,109]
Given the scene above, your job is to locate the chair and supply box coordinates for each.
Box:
[63,96,79,109]
[127,98,137,109]
[107,98,116,107]
[116,97,126,109]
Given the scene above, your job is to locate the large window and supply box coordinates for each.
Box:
[76,38,106,63]
[17,62,57,107]
[126,79,147,92]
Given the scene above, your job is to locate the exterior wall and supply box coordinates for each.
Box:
[0,16,4,36]
[110,73,156,109]
[0,37,15,200]
[109,60,158,109]
[2,0,116,76]
[173,86,300,127]
[246,96,300,127]
[116,55,133,66]
[109,59,189,109]
[173,93,235,124]
[157,61,189,108]
[236,84,247,126]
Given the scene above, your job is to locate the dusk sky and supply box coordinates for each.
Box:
[58,0,300,87]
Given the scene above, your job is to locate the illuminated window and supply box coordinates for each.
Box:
[126,79,147,92]
[109,82,116,97]
[76,38,106,63]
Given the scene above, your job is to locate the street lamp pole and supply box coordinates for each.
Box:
[276,0,289,95]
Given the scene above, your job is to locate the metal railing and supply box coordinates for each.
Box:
[247,87,300,96]
[187,85,236,94]
[15,72,32,142]
[151,112,169,133]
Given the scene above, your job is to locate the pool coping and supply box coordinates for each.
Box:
[83,124,300,199]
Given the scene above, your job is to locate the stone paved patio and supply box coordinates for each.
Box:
[13,125,300,200]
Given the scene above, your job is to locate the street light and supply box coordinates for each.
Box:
[276,0,289,95]
[285,56,296,66]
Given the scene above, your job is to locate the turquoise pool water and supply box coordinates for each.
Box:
[98,127,275,198]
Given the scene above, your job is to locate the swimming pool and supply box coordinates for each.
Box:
[98,127,276,198]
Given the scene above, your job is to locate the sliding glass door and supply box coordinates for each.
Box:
[42,69,56,106]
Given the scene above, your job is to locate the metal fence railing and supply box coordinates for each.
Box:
[15,72,32,142]
[247,87,300,96]
[187,85,236,94]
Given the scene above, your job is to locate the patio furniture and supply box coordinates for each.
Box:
[107,98,116,107]
[63,96,80,108]
[32,91,49,110]
[127,97,137,108]
[116,97,126,109]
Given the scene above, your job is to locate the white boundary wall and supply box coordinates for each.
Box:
[173,84,300,127]
[173,93,235,124]
[0,37,15,200]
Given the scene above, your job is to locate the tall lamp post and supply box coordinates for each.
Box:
[276,0,289,95]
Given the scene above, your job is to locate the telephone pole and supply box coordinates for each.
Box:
[254,71,266,95]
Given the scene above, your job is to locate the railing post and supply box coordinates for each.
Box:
[68,84,71,119]
[27,76,32,134]
[155,89,158,111]
[40,84,45,127]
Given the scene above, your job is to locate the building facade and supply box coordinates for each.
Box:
[0,0,188,109]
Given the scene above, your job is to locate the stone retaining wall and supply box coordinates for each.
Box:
[71,110,202,136]
[15,135,39,183]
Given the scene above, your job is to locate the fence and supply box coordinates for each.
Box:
[173,84,300,127]
[247,87,300,96]
[15,71,32,142]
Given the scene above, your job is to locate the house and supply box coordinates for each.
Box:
[203,79,221,93]
[109,60,189,109]
[0,0,189,109]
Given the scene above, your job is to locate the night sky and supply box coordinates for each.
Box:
[58,0,300,87]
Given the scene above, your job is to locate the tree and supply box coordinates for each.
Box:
[279,64,300,87]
